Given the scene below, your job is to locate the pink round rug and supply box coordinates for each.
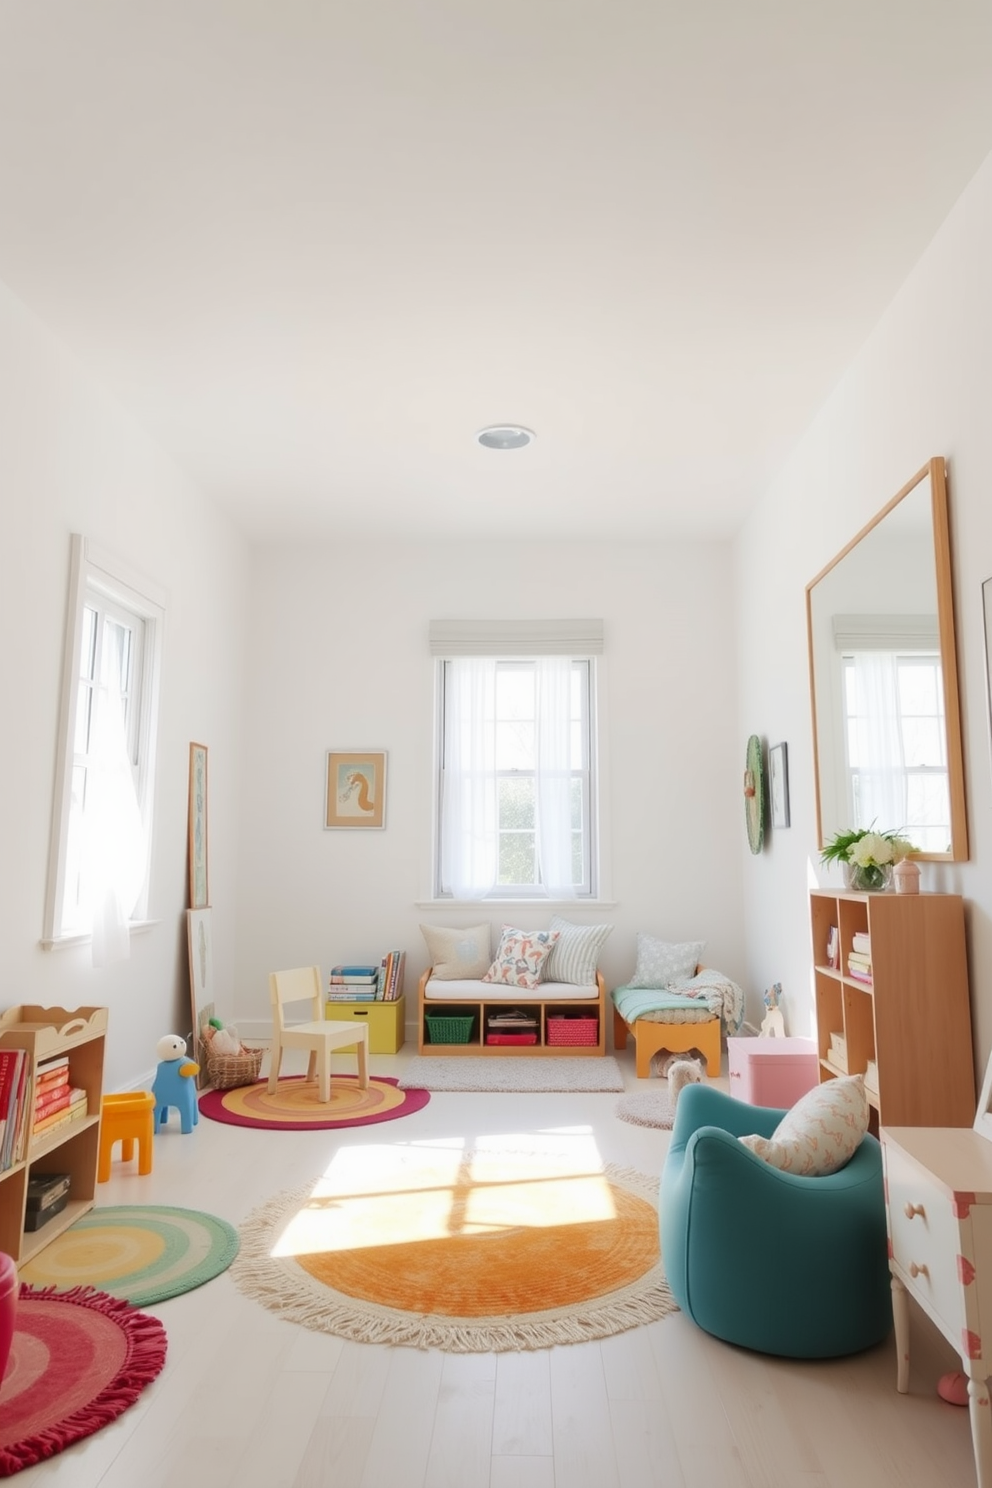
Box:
[0,1285,166,1477]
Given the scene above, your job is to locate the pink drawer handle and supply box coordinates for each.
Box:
[904,1202,926,1220]
[908,1262,929,1280]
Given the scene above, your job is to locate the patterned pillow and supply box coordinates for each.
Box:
[628,933,705,989]
[419,923,492,980]
[483,926,560,990]
[543,916,612,985]
[739,1074,869,1176]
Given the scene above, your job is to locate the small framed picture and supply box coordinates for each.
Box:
[769,741,790,829]
[325,751,387,830]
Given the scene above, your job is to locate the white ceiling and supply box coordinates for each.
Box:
[3,2,992,542]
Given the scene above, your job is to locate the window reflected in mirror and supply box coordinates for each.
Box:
[807,458,967,862]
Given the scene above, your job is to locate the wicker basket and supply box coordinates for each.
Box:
[205,1044,264,1089]
[546,1016,599,1047]
[425,1012,476,1045]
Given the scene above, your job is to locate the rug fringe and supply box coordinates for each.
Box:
[230,1164,675,1354]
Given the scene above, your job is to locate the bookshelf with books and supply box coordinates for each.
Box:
[809,890,974,1130]
[0,1005,107,1264]
[324,953,406,1053]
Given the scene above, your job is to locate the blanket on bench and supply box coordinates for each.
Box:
[612,970,744,1036]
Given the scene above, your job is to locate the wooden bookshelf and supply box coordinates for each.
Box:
[810,890,974,1130]
[0,1005,107,1263]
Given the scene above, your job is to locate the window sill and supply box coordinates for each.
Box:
[416,899,617,911]
[40,919,161,951]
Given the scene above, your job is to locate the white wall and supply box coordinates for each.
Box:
[232,538,747,1033]
[734,146,992,1065]
[0,281,250,1090]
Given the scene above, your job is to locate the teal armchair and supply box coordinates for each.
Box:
[660,1083,891,1358]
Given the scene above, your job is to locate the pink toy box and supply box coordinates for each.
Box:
[727,1036,819,1109]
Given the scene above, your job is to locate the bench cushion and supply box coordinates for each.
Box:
[425,977,599,1002]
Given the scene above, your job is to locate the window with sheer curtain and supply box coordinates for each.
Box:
[430,620,602,900]
[842,650,950,852]
[45,537,164,962]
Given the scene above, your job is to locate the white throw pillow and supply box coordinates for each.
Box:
[543,916,612,985]
[739,1074,869,1176]
[483,925,560,990]
[419,923,492,981]
[628,933,704,989]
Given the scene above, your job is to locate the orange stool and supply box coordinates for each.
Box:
[98,1092,155,1182]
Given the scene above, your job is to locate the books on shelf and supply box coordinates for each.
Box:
[329,966,380,986]
[851,931,871,956]
[33,1089,86,1138]
[825,925,839,969]
[848,951,872,972]
[325,952,406,1003]
[378,950,406,1001]
[0,1048,27,1171]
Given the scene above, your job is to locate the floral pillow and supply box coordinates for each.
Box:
[739,1074,869,1176]
[628,933,705,989]
[483,926,560,990]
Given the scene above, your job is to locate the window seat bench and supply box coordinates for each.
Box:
[417,969,607,1056]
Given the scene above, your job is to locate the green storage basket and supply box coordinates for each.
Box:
[425,1011,476,1044]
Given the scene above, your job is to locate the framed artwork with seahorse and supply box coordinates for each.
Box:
[325,750,387,830]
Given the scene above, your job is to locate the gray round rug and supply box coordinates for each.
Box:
[615,1090,675,1129]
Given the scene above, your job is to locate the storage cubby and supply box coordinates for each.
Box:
[418,972,606,1056]
[0,1005,107,1263]
[810,890,974,1129]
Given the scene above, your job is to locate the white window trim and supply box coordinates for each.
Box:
[430,654,601,902]
[42,535,166,948]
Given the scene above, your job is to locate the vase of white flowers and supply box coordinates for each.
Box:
[821,827,918,893]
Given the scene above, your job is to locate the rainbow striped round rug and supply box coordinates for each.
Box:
[19,1205,239,1307]
[199,1074,429,1130]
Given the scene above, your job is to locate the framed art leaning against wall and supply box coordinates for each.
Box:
[325,750,387,830]
[188,742,209,908]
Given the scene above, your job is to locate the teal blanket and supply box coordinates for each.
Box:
[611,970,744,1035]
[611,986,711,1023]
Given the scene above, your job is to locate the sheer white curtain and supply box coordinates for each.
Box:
[535,656,577,899]
[81,625,145,967]
[850,651,907,831]
[440,655,578,899]
[440,657,499,898]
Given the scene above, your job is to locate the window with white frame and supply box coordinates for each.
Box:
[841,649,950,853]
[430,619,602,900]
[45,536,165,959]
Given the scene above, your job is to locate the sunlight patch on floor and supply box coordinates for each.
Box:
[271,1127,614,1257]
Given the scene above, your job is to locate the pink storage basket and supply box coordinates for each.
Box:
[546,1016,598,1047]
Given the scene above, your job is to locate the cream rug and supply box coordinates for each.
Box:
[398,1055,624,1093]
[231,1147,674,1352]
[615,1090,675,1129]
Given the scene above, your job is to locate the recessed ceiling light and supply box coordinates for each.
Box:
[476,424,535,450]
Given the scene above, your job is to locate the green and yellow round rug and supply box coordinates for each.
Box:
[19,1205,239,1307]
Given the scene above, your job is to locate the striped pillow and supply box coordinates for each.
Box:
[543,916,612,985]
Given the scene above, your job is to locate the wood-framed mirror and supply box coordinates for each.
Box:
[806,456,968,861]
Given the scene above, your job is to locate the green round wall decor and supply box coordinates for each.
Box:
[744,734,765,854]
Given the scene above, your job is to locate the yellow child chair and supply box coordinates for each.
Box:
[268,966,369,1102]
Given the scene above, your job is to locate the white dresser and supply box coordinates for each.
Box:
[882,1116,992,1488]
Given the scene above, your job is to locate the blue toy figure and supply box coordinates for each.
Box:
[152,1034,200,1134]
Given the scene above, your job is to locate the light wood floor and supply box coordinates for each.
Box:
[13,1045,977,1488]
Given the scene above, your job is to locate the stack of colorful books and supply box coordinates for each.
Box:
[0,1048,28,1171]
[327,965,380,1002]
[32,1054,87,1140]
[327,952,407,1002]
[847,930,872,986]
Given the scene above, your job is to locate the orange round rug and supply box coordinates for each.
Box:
[231,1149,674,1351]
